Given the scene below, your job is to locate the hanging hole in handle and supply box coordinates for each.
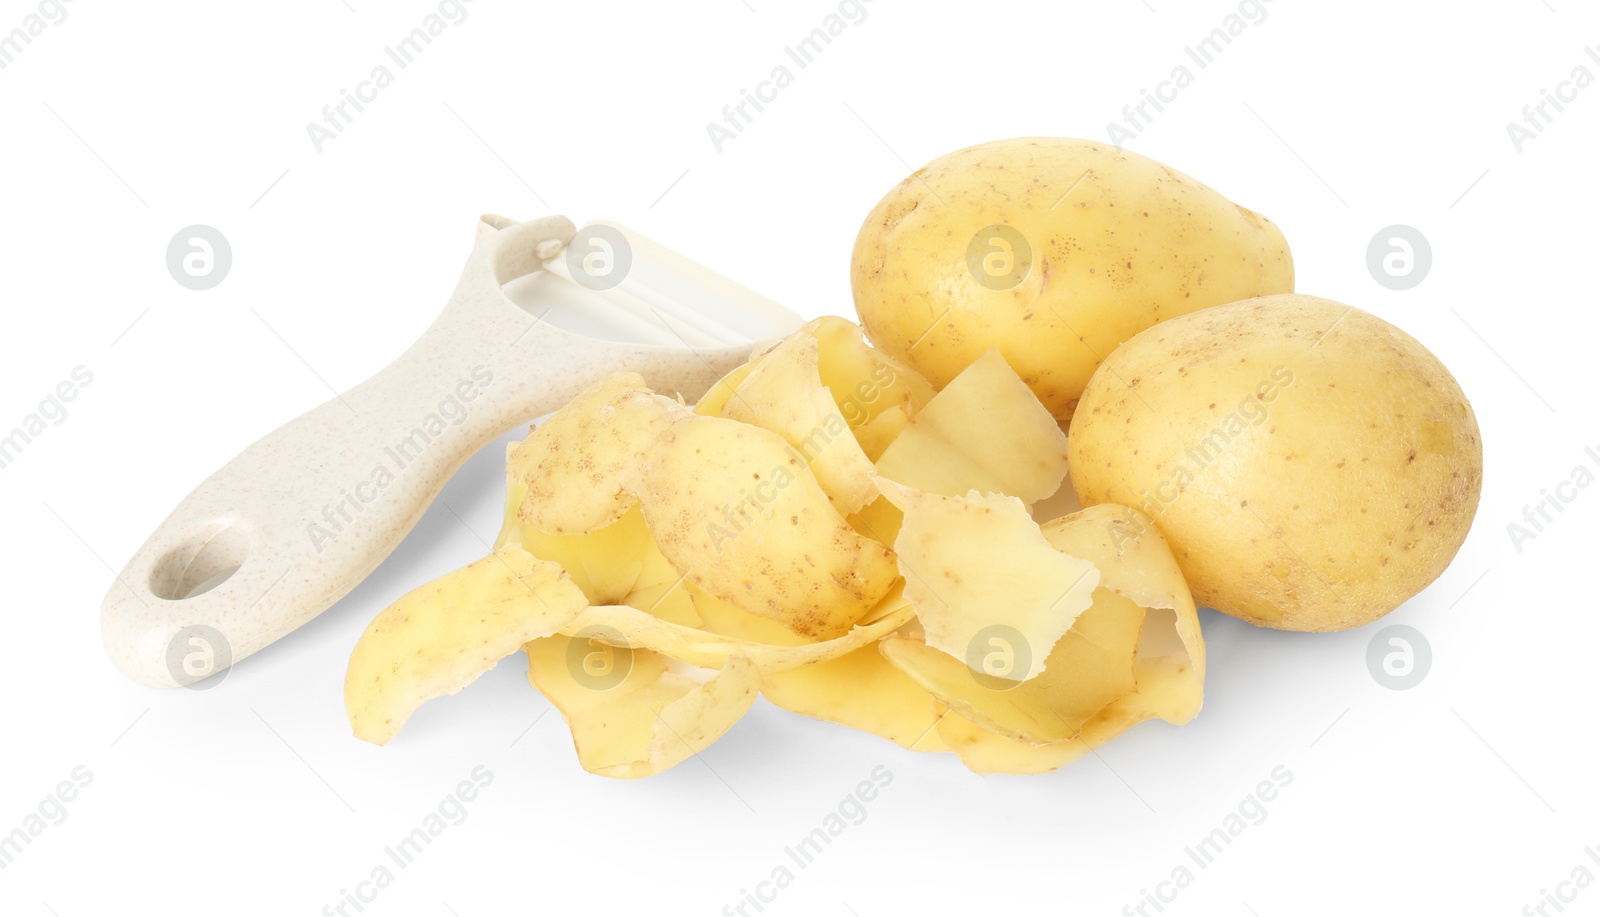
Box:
[150,523,251,600]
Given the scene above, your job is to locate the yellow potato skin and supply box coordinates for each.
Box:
[635,414,898,640]
[1068,294,1483,632]
[344,544,588,745]
[851,137,1293,418]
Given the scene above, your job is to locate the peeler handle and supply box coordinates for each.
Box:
[99,222,582,688]
[101,213,789,688]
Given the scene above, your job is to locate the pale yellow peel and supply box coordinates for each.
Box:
[724,320,879,514]
[508,374,682,536]
[810,315,936,424]
[634,413,898,639]
[876,349,1070,504]
[762,643,952,753]
[1042,504,1206,725]
[879,587,1144,744]
[526,635,759,779]
[496,460,699,627]
[934,504,1208,774]
[694,359,762,418]
[854,406,910,463]
[877,479,1099,680]
[557,600,915,675]
[344,543,588,745]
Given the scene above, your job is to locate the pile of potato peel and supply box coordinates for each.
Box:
[344,316,1204,777]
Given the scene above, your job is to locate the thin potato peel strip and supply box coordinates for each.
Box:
[635,413,898,639]
[762,644,952,753]
[934,505,1208,773]
[876,349,1070,504]
[880,587,1143,745]
[527,635,759,779]
[508,374,683,536]
[560,601,915,674]
[724,320,879,514]
[496,457,701,626]
[878,479,1099,681]
[1043,505,1206,725]
[344,543,588,745]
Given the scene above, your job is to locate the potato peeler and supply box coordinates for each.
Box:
[102,213,804,688]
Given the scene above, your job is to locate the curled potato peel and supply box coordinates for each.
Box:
[526,635,759,779]
[634,413,898,639]
[877,479,1100,682]
[507,374,683,536]
[560,579,915,672]
[876,349,1070,505]
[761,643,952,753]
[554,599,915,675]
[880,587,1143,744]
[344,544,588,745]
[722,318,881,514]
[932,505,1207,773]
[347,325,1208,777]
[498,469,699,627]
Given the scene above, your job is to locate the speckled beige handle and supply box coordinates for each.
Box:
[102,214,793,688]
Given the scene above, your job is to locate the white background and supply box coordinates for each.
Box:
[1,1,1593,915]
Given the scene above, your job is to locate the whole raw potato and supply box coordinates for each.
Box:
[1068,295,1482,632]
[850,137,1293,418]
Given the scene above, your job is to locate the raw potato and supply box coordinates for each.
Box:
[345,544,588,745]
[508,374,682,535]
[876,348,1070,504]
[633,413,898,639]
[1069,294,1483,631]
[526,635,759,779]
[877,479,1099,681]
[851,137,1293,418]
